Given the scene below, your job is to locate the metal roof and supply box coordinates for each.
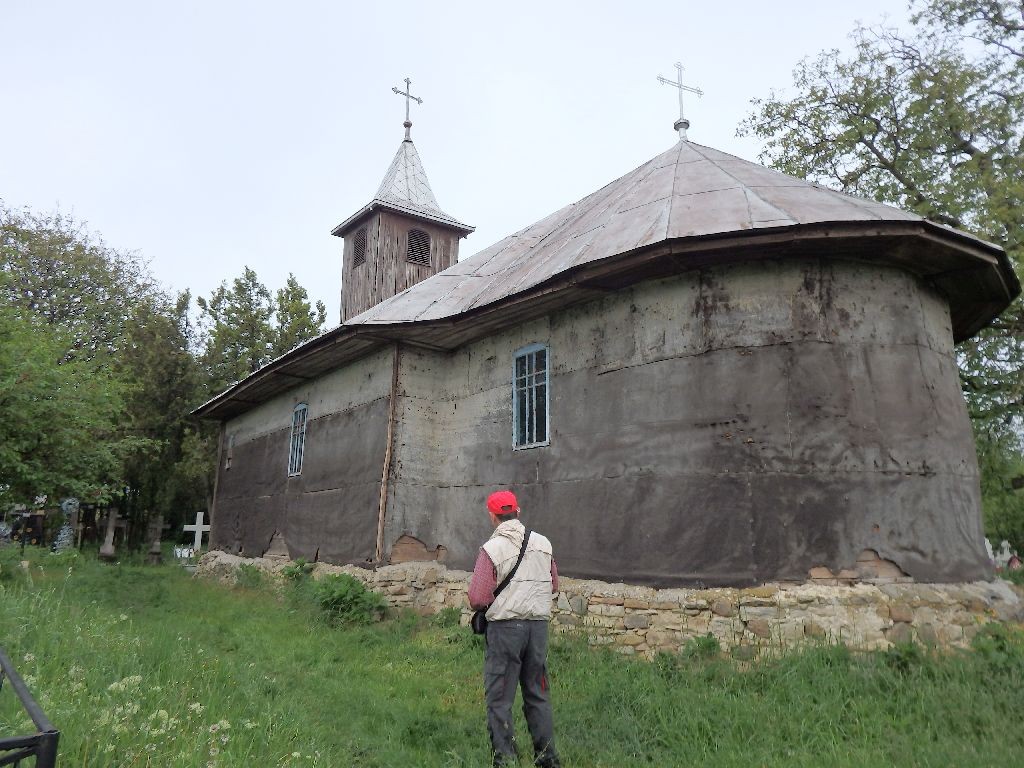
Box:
[347,140,940,324]
[195,139,1018,420]
[330,138,474,236]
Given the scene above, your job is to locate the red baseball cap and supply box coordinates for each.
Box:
[487,490,519,515]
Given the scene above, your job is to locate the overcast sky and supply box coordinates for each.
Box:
[3,0,911,326]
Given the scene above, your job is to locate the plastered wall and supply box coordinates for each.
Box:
[213,347,394,563]
[384,257,988,586]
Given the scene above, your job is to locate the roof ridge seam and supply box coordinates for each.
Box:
[687,142,777,228]
[665,141,685,242]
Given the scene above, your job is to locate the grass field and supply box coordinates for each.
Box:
[1,546,1023,767]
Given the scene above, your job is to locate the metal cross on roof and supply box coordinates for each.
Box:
[392,77,423,141]
[657,62,703,140]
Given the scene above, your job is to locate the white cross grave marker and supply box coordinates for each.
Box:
[183,510,211,552]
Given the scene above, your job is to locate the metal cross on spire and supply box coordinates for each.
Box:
[392,77,423,141]
[657,62,703,140]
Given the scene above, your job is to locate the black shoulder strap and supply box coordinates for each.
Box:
[493,528,531,600]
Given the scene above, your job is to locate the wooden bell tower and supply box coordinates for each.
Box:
[332,78,474,322]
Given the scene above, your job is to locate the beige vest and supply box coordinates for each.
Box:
[482,520,554,621]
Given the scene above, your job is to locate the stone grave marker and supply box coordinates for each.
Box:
[98,509,120,561]
[52,498,78,553]
[146,514,164,565]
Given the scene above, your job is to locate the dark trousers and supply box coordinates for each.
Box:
[484,619,560,767]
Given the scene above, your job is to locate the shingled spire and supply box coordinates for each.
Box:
[333,80,473,323]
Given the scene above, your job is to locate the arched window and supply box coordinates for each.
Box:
[288,403,308,476]
[352,227,367,267]
[407,228,431,265]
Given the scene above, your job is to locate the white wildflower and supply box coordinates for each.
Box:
[23,653,35,664]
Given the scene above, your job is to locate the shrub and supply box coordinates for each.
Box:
[46,548,80,568]
[0,547,28,586]
[280,557,315,581]
[1001,569,1024,587]
[683,633,721,659]
[971,622,1024,675]
[884,640,925,675]
[235,563,263,589]
[312,574,386,625]
[430,605,462,629]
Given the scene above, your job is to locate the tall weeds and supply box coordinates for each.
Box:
[1,550,1022,767]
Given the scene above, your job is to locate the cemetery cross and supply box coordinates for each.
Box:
[183,510,211,552]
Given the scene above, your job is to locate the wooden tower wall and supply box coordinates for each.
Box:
[341,211,462,322]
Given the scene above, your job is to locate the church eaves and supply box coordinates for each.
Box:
[330,138,473,236]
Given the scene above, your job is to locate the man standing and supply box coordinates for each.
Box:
[468,490,562,768]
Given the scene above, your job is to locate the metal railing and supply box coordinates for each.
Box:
[0,647,59,767]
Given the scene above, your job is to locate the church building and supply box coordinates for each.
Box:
[195,86,1019,587]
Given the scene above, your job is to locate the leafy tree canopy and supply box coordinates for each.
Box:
[197,267,327,396]
[0,267,129,505]
[1,203,154,363]
[0,203,205,524]
[273,273,328,359]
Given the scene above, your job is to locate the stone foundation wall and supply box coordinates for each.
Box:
[197,551,1023,658]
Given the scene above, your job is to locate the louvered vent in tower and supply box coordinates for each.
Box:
[407,229,431,265]
[352,227,367,267]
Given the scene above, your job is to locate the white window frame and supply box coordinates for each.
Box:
[512,343,550,450]
[288,403,308,476]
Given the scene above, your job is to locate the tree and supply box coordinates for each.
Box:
[196,267,275,394]
[0,203,159,507]
[1,203,154,363]
[0,203,206,537]
[0,275,128,506]
[196,267,327,396]
[117,291,210,538]
[273,273,327,358]
[739,0,1024,549]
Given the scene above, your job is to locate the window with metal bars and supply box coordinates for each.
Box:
[288,403,307,476]
[512,344,549,449]
[352,227,367,267]
[407,228,431,265]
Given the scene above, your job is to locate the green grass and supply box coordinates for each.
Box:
[1,547,1023,767]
